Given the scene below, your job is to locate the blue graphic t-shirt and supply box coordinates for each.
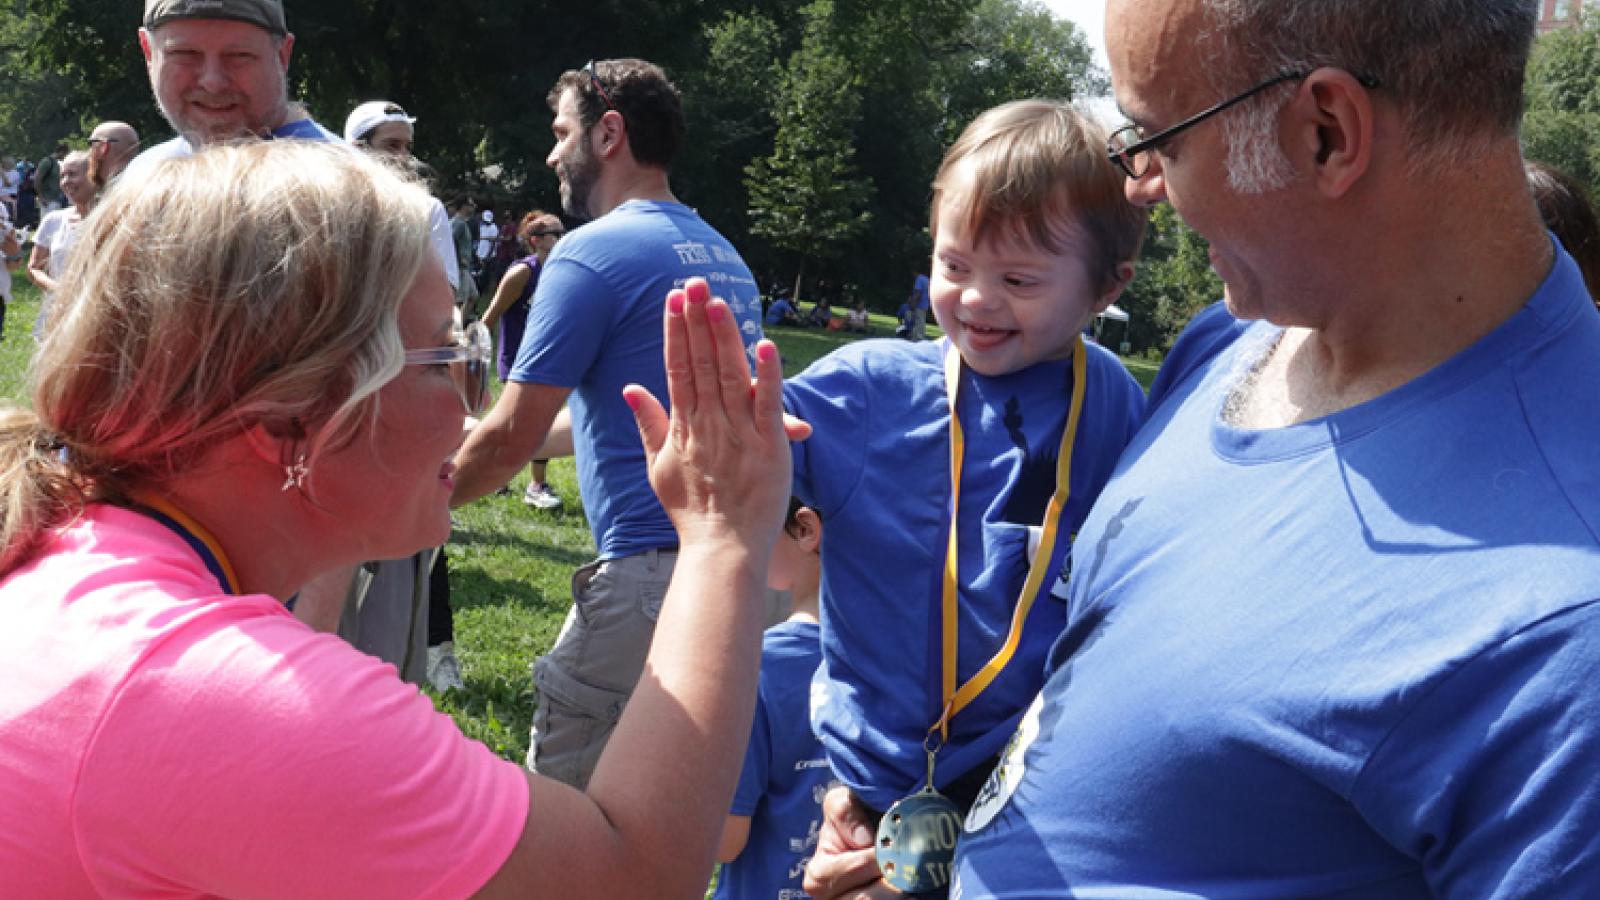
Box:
[785,338,1144,811]
[713,620,831,900]
[953,245,1600,897]
[510,200,762,558]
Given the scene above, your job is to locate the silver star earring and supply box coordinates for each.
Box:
[281,453,309,492]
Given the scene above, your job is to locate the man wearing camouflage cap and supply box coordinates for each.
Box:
[125,0,337,178]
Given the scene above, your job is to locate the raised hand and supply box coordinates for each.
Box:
[625,277,804,549]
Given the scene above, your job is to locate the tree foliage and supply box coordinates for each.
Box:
[1523,10,1600,197]
[745,1,874,300]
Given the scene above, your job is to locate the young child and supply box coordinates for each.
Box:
[782,100,1148,881]
[713,500,831,900]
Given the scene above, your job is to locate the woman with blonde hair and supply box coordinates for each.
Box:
[0,140,797,898]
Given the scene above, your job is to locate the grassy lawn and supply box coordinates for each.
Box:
[0,280,1157,765]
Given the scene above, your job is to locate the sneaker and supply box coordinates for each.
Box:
[426,641,465,692]
[523,482,562,510]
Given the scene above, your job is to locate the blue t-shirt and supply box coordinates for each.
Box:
[912,274,931,310]
[785,338,1144,811]
[953,244,1600,897]
[765,297,796,326]
[713,620,831,900]
[122,117,343,181]
[510,199,762,559]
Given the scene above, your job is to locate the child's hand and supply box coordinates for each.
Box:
[805,786,901,899]
[625,277,807,548]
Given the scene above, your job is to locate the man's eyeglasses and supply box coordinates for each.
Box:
[403,320,492,414]
[1106,69,1381,179]
[583,59,617,112]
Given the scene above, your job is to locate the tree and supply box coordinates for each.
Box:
[744,1,874,301]
[1523,9,1600,196]
[1119,204,1222,353]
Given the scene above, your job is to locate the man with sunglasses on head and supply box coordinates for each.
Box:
[450,58,766,791]
[809,1,1600,897]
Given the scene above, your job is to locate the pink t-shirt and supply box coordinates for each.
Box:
[0,504,528,897]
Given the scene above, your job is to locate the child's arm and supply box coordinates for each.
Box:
[716,815,753,864]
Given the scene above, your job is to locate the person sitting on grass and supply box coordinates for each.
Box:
[845,300,870,333]
[765,291,799,327]
[782,99,1147,896]
[802,296,834,328]
[713,499,831,900]
[0,140,801,899]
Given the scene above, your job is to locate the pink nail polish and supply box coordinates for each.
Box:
[667,292,685,315]
[708,304,726,323]
[757,342,778,362]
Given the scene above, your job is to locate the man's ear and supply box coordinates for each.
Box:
[1284,68,1375,200]
[1094,260,1136,312]
[595,109,627,159]
[138,27,154,66]
[277,32,295,73]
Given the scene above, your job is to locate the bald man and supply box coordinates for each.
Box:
[87,121,140,188]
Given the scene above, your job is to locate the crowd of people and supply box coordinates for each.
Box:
[2,0,1600,897]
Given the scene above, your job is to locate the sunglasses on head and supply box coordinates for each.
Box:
[582,59,617,112]
[402,320,492,414]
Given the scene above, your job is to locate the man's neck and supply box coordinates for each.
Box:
[1227,152,1552,429]
[591,165,676,219]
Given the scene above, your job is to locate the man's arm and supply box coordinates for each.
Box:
[450,381,570,506]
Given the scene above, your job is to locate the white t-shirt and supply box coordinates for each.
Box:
[32,207,83,336]
[0,203,13,303]
[475,221,498,261]
[0,167,19,199]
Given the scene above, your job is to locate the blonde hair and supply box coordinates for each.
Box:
[0,141,434,574]
[930,100,1147,291]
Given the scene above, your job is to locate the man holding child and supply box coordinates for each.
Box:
[810,0,1600,896]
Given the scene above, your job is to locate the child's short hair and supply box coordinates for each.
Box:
[930,100,1147,292]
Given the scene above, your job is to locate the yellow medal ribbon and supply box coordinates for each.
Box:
[933,336,1087,744]
[127,490,243,595]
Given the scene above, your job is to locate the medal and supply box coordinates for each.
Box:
[877,786,962,892]
[876,745,962,893]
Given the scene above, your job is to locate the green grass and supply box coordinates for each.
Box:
[0,280,1155,766]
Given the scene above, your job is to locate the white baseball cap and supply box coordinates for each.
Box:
[344,100,416,144]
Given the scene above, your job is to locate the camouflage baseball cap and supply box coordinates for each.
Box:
[143,0,288,36]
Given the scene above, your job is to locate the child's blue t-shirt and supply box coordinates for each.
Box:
[712,620,831,900]
[508,199,763,559]
[784,338,1144,811]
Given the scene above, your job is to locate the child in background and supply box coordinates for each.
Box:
[712,499,831,900]
[781,100,1148,891]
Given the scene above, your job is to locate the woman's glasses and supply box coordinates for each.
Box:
[403,320,492,414]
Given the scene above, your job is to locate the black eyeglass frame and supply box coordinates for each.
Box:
[1106,69,1380,179]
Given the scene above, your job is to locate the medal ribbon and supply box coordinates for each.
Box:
[933,336,1086,743]
[128,492,242,595]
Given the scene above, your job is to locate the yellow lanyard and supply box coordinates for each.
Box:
[127,491,242,595]
[933,337,1086,743]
